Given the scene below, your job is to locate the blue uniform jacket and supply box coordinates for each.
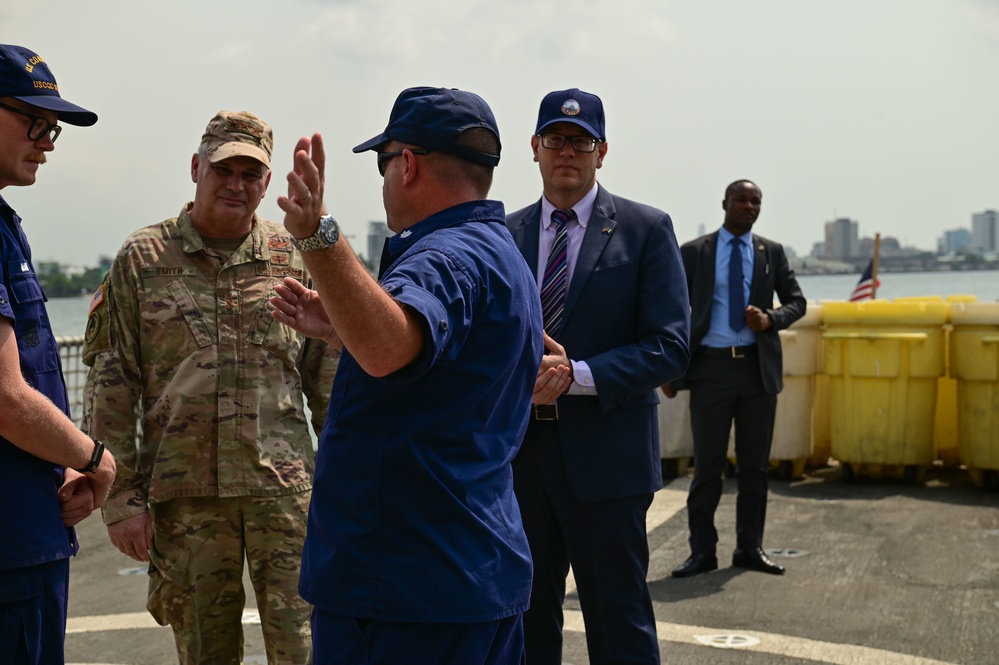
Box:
[0,195,76,574]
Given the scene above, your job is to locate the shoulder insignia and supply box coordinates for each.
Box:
[84,312,101,344]
[88,285,105,314]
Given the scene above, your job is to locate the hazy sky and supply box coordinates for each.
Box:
[3,0,997,265]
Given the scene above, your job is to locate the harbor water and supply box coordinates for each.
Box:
[45,269,999,338]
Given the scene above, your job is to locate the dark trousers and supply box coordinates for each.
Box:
[0,558,70,665]
[513,420,659,665]
[310,609,525,665]
[686,353,777,555]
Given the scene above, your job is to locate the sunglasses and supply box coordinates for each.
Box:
[376,148,431,176]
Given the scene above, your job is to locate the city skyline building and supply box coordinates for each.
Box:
[366,220,393,265]
[823,217,859,260]
[971,210,998,254]
[938,228,973,255]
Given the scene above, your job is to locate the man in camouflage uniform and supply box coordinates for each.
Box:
[82,110,338,665]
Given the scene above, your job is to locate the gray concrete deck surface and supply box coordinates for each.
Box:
[65,464,998,664]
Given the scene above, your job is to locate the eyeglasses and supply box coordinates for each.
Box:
[538,133,600,153]
[0,100,62,143]
[376,148,430,176]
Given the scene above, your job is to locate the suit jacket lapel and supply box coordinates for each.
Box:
[703,233,719,298]
[749,237,768,305]
[564,187,616,323]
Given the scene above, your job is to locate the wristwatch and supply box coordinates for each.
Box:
[76,439,105,474]
[291,214,340,252]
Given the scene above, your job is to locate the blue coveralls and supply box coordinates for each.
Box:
[0,195,76,665]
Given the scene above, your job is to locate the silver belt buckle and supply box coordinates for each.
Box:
[731,346,745,359]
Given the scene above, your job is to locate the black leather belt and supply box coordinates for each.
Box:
[531,403,558,421]
[700,345,758,358]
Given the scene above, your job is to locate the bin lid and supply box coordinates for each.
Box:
[822,299,949,325]
[787,301,823,328]
[949,302,999,325]
[893,296,944,303]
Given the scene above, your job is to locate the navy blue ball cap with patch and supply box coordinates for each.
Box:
[0,44,97,126]
[535,88,605,141]
[353,86,501,167]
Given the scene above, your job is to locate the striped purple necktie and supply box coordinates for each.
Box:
[540,208,574,340]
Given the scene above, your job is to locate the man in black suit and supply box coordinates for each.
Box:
[507,88,690,665]
[668,179,805,579]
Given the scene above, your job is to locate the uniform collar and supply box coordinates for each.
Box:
[380,199,505,276]
[176,203,268,261]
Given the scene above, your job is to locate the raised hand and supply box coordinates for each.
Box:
[277,133,326,239]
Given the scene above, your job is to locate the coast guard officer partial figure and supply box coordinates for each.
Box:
[0,43,116,664]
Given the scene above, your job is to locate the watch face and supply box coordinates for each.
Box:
[320,216,340,245]
[294,216,339,251]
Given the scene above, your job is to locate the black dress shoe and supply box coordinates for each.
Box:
[732,547,785,575]
[671,553,718,578]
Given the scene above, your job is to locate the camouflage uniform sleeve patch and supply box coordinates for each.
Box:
[82,275,113,362]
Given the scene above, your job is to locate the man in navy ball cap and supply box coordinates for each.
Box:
[271,86,541,663]
[0,43,115,664]
[507,88,691,664]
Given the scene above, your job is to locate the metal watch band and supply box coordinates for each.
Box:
[293,234,329,252]
[292,215,340,252]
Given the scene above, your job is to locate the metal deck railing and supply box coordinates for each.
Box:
[57,336,86,427]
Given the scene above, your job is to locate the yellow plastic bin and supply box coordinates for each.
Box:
[771,302,824,479]
[934,295,978,467]
[894,296,967,467]
[948,301,999,490]
[822,299,948,483]
[723,302,823,479]
[809,361,832,470]
[657,389,693,479]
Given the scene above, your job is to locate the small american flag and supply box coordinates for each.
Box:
[849,259,881,301]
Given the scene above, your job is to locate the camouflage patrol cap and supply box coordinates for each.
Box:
[200,110,273,168]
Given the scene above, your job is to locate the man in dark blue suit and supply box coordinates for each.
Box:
[507,88,690,665]
[667,179,806,579]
